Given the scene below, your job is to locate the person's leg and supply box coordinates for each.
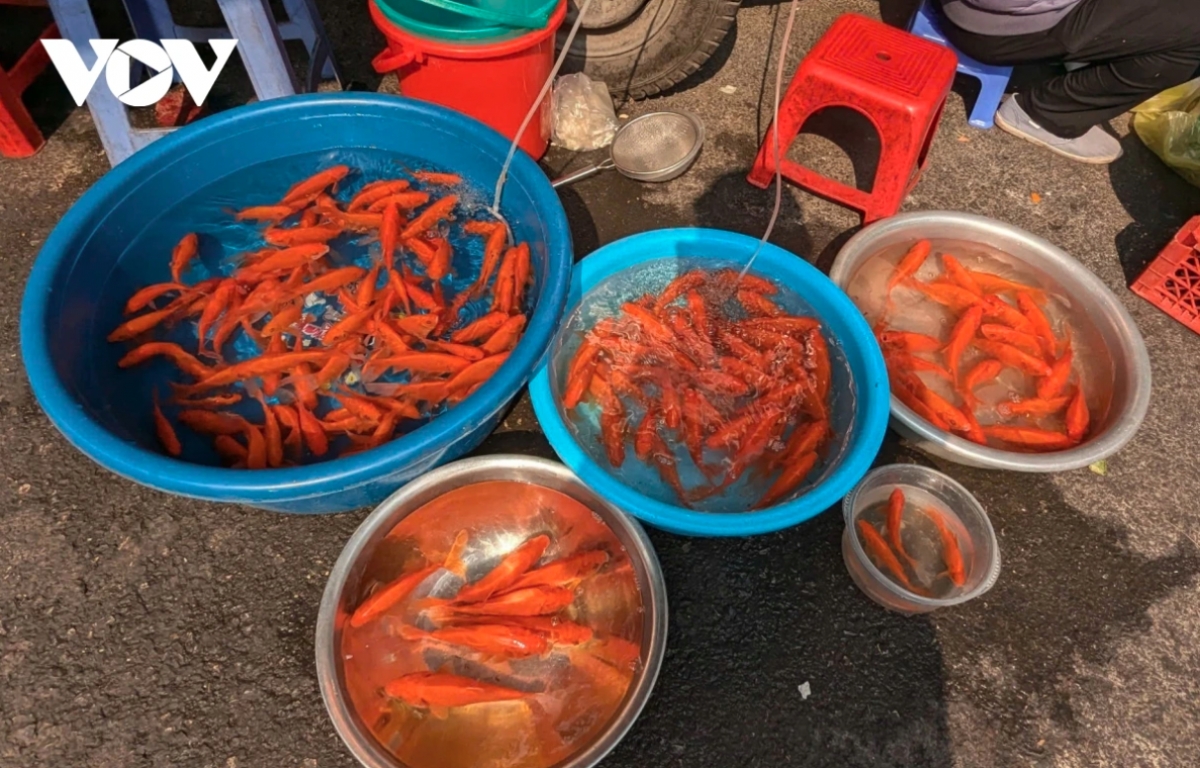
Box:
[941,0,1200,137]
[1021,0,1200,137]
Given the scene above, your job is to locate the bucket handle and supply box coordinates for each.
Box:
[372,46,422,73]
[417,0,553,29]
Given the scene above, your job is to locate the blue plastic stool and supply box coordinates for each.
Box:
[907,0,1012,129]
[46,0,342,166]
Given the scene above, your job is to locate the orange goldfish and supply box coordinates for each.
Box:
[349,565,439,628]
[428,586,576,620]
[503,550,610,593]
[398,622,548,659]
[927,508,966,587]
[170,233,199,284]
[1066,384,1090,442]
[856,519,922,594]
[973,339,1052,378]
[118,342,211,380]
[887,240,932,291]
[886,488,917,568]
[455,534,551,603]
[152,392,181,456]
[383,672,528,710]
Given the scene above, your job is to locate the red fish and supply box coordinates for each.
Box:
[446,353,510,401]
[753,451,818,509]
[151,392,182,456]
[1037,344,1074,400]
[177,409,248,436]
[998,394,1071,418]
[978,323,1045,358]
[906,279,980,314]
[347,179,410,211]
[889,366,951,430]
[973,339,1052,378]
[182,350,329,392]
[170,233,199,284]
[885,488,916,568]
[118,342,210,380]
[450,311,508,344]
[887,240,932,291]
[856,519,922,594]
[235,204,293,223]
[124,282,189,315]
[982,425,1076,450]
[942,254,982,297]
[966,270,1048,303]
[503,550,609,593]
[108,305,178,343]
[927,508,966,586]
[655,270,708,312]
[736,288,783,318]
[383,672,528,710]
[401,195,458,239]
[455,534,551,603]
[480,314,526,355]
[366,191,430,213]
[413,170,462,186]
[961,358,1004,406]
[426,586,576,621]
[398,622,548,659]
[981,295,1034,334]
[378,202,401,272]
[1017,291,1058,357]
[885,351,953,381]
[281,165,349,205]
[236,243,329,279]
[490,616,594,646]
[468,221,508,298]
[878,329,942,354]
[1066,384,1090,442]
[263,225,340,247]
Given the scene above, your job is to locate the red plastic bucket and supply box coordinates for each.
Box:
[370,0,566,160]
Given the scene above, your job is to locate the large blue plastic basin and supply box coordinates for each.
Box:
[20,94,572,514]
[528,229,889,537]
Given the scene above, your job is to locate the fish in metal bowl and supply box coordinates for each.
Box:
[316,456,667,768]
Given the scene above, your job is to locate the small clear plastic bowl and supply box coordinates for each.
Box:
[841,464,1000,614]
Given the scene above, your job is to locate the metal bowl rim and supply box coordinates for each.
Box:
[315,454,669,768]
[829,210,1152,472]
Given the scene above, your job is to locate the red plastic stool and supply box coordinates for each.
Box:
[0,2,58,158]
[748,14,958,224]
[1131,214,1200,335]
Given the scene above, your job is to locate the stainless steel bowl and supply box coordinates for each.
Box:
[316,455,668,768]
[829,211,1152,472]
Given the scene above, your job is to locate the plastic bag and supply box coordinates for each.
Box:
[551,73,619,151]
[1132,77,1200,188]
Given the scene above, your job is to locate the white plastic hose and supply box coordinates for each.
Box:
[491,0,596,220]
[741,0,801,279]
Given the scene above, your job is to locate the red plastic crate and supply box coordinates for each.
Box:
[1131,215,1200,334]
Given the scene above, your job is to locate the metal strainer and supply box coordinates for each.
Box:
[551,111,705,188]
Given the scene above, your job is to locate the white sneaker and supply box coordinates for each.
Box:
[995,96,1123,165]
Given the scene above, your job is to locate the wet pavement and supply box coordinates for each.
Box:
[3,1,1200,767]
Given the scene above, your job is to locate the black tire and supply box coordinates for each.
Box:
[562,0,741,102]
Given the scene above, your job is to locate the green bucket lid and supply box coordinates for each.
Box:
[373,0,556,42]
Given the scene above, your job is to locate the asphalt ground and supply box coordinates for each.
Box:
[2,1,1199,767]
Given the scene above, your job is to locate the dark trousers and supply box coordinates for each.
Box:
[937,0,1200,138]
